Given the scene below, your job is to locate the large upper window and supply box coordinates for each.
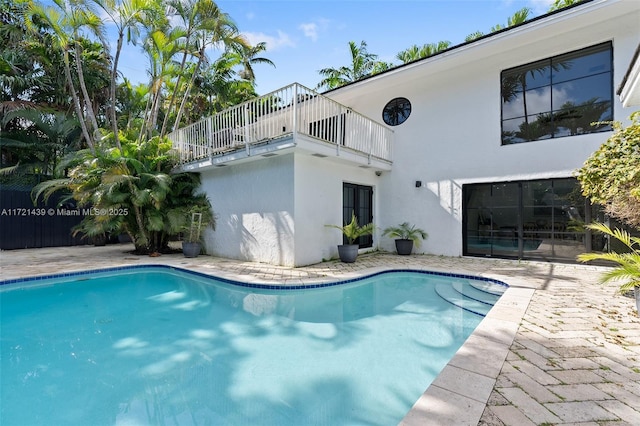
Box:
[501,42,613,145]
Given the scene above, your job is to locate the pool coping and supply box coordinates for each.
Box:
[400,285,534,425]
[1,260,528,425]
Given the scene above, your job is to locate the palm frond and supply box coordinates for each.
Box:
[578,222,640,293]
[31,178,71,204]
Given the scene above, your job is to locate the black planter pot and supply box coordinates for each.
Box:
[182,241,202,258]
[337,244,359,263]
[395,239,414,255]
[92,234,107,246]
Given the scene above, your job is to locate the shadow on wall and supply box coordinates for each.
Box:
[225,211,294,265]
[404,179,463,256]
[425,179,462,221]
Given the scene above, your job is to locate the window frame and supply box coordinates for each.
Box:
[500,42,613,145]
[343,183,373,248]
[382,97,412,126]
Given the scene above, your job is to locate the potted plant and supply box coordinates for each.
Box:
[382,222,428,255]
[578,223,640,315]
[71,216,110,246]
[182,207,215,258]
[327,213,374,263]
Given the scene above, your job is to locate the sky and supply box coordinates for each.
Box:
[114,0,558,95]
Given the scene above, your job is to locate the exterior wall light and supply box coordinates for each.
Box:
[415,180,422,188]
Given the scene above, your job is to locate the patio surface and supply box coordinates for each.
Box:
[1,244,639,425]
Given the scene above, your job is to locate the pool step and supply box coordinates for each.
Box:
[452,281,501,305]
[434,282,493,316]
[468,280,507,296]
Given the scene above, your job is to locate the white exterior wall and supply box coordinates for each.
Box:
[200,154,296,265]
[196,0,639,265]
[199,152,380,266]
[293,153,380,266]
[327,2,640,257]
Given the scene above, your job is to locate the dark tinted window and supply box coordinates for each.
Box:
[382,97,411,126]
[501,42,612,145]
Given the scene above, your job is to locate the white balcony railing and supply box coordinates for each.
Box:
[168,83,393,165]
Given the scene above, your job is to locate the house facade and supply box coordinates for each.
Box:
[170,0,640,267]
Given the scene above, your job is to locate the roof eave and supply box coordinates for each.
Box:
[617,44,640,108]
[322,0,610,95]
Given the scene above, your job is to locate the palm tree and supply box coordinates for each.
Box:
[141,27,183,137]
[228,41,275,82]
[170,0,249,135]
[33,135,214,254]
[0,109,81,177]
[159,0,210,137]
[371,61,394,75]
[491,7,531,32]
[316,40,378,90]
[549,0,580,12]
[116,77,149,130]
[465,31,484,42]
[69,5,106,137]
[159,0,250,135]
[194,54,257,114]
[396,41,451,63]
[578,223,640,311]
[24,0,106,154]
[95,0,157,152]
[1,0,47,110]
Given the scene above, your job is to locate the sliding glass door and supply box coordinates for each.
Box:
[463,178,591,261]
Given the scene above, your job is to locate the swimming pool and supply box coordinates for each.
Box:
[0,266,506,425]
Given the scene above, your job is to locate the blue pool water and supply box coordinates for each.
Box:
[0,267,506,425]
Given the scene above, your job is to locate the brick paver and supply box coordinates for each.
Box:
[1,244,639,425]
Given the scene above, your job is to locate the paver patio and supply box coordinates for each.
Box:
[1,244,639,425]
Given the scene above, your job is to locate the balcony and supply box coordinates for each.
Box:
[168,83,393,171]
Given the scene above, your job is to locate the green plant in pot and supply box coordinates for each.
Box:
[182,207,215,258]
[382,222,428,255]
[577,223,640,315]
[326,213,374,263]
[71,214,113,247]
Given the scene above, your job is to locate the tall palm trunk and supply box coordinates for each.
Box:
[160,49,190,138]
[109,33,125,152]
[73,41,100,137]
[148,79,164,137]
[64,50,95,154]
[138,82,154,142]
[173,47,205,130]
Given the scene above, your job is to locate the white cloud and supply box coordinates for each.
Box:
[502,85,572,120]
[299,22,318,41]
[298,18,330,42]
[243,31,295,51]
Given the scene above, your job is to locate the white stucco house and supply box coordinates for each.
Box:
[169,0,640,267]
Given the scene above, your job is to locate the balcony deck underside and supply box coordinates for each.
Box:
[176,133,393,172]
